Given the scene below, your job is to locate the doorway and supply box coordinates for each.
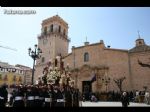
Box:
[82,81,92,101]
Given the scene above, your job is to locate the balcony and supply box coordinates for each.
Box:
[37,32,71,42]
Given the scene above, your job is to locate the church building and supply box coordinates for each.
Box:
[35,15,150,93]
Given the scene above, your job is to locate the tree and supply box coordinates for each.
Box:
[138,59,150,68]
[113,76,126,93]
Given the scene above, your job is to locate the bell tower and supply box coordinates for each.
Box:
[35,15,70,82]
[135,31,145,47]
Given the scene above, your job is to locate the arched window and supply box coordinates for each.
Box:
[44,26,47,35]
[63,29,66,35]
[55,58,58,67]
[58,25,61,33]
[84,52,89,62]
[50,24,53,32]
[139,41,142,45]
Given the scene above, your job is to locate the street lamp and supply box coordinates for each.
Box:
[28,44,42,85]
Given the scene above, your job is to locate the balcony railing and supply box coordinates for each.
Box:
[37,32,71,42]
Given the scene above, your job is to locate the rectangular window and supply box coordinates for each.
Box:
[20,70,23,74]
[41,57,45,63]
[0,68,4,72]
[43,38,47,45]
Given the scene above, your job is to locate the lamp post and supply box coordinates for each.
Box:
[28,44,42,85]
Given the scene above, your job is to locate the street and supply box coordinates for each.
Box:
[81,101,150,107]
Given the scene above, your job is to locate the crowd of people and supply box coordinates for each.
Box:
[0,84,80,107]
[0,83,150,107]
[100,90,149,104]
[83,90,150,106]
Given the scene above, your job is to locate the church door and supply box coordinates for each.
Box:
[82,81,92,101]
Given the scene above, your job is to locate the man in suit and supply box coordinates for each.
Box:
[0,84,8,107]
[121,91,130,107]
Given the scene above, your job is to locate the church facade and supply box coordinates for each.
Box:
[35,15,150,93]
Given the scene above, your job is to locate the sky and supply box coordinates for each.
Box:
[0,7,150,68]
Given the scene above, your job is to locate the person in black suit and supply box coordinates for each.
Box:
[0,84,8,107]
[11,85,25,107]
[54,85,65,107]
[64,86,72,107]
[121,91,130,107]
[26,85,35,107]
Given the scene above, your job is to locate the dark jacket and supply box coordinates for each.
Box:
[12,89,25,107]
[26,89,35,107]
[121,94,130,107]
[0,86,8,107]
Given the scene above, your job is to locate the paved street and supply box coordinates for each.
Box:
[80,101,150,107]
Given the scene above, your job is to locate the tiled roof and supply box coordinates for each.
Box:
[129,45,150,53]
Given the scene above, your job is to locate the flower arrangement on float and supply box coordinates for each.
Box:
[37,55,75,88]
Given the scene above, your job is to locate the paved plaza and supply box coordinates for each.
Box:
[80,101,150,107]
[6,93,150,107]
